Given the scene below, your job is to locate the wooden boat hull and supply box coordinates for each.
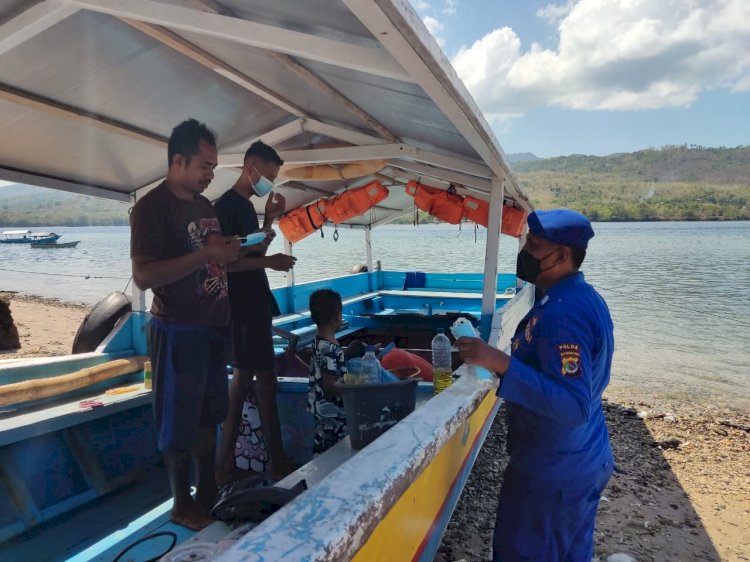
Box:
[30,241,80,248]
[0,272,533,561]
[28,233,61,244]
[353,389,500,561]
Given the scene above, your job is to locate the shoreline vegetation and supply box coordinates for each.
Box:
[1,146,749,226]
[2,293,749,560]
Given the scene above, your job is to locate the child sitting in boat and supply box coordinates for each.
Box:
[307,289,350,454]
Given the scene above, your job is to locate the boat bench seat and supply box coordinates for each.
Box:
[273,292,380,325]
[378,289,512,300]
[273,322,362,352]
[0,387,151,448]
[271,292,377,350]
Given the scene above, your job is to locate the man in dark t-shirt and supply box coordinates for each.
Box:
[213,140,296,483]
[130,119,240,531]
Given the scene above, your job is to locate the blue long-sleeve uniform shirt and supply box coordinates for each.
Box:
[499,272,614,481]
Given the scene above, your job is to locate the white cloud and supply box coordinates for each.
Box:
[536,1,575,25]
[451,0,750,121]
[443,0,458,16]
[414,0,458,48]
[412,0,432,13]
[423,15,446,47]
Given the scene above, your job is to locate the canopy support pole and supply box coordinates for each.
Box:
[365,226,373,291]
[364,226,373,273]
[516,221,529,292]
[284,238,296,313]
[480,176,505,340]
[130,284,148,356]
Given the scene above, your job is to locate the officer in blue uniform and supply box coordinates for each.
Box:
[457,208,614,562]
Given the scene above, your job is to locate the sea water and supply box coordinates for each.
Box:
[1,222,748,408]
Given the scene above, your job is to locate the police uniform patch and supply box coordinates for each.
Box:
[524,316,538,344]
[558,344,581,377]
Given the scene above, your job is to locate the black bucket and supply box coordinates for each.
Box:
[338,379,418,450]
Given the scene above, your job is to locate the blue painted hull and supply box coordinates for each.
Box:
[29,235,62,245]
[0,271,531,561]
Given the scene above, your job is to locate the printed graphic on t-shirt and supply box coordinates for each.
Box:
[187,217,228,299]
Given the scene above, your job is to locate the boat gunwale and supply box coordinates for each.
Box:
[214,371,497,561]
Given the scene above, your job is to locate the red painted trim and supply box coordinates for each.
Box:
[411,396,500,560]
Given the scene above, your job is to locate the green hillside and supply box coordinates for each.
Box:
[513,145,750,221]
[0,185,130,227]
[1,145,748,226]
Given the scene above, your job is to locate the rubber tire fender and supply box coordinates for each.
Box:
[72,291,132,354]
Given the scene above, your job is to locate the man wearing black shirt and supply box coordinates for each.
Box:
[214,141,296,483]
[131,119,240,530]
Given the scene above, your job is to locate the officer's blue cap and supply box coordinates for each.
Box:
[527,209,594,249]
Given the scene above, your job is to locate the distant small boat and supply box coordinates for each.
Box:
[30,240,80,249]
[1,230,63,244]
[28,232,62,244]
[0,230,33,243]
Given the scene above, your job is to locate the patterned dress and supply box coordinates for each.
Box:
[308,338,349,454]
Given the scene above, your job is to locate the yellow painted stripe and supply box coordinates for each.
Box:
[351,391,498,562]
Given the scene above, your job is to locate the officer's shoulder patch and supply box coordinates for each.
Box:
[558,344,581,378]
[524,315,538,344]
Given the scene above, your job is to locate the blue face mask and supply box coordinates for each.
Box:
[250,165,274,197]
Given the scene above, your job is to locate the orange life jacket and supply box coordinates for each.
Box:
[322,181,389,224]
[462,195,526,237]
[278,199,326,243]
[278,181,389,243]
[405,180,464,224]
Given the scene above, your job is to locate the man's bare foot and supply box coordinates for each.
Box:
[170,505,213,531]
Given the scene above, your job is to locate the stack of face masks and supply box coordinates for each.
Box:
[450,317,495,381]
[345,357,399,384]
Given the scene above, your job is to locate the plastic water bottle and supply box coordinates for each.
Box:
[432,329,453,394]
[359,345,381,384]
[143,360,152,390]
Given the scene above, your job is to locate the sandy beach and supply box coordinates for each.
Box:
[1,294,748,561]
[0,292,89,359]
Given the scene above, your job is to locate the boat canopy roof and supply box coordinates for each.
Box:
[1,230,31,235]
[0,0,532,228]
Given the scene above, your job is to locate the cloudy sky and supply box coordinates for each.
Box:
[413,0,750,157]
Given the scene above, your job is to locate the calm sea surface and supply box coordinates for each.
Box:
[1,222,748,408]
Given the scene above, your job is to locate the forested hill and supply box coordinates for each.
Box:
[0,184,130,226]
[513,145,750,221]
[0,145,748,226]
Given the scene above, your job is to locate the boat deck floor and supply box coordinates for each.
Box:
[1,385,435,561]
[1,461,176,561]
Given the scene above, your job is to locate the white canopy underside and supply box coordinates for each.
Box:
[0,0,532,228]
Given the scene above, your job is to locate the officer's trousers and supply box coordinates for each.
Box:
[492,460,613,562]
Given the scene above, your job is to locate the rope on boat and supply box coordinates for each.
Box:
[112,531,177,562]
[0,267,130,280]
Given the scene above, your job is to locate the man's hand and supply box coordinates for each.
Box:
[456,336,510,375]
[205,236,241,265]
[266,253,296,272]
[260,228,276,248]
[241,230,275,254]
[264,191,286,221]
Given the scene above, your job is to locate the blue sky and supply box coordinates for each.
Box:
[413,0,750,158]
